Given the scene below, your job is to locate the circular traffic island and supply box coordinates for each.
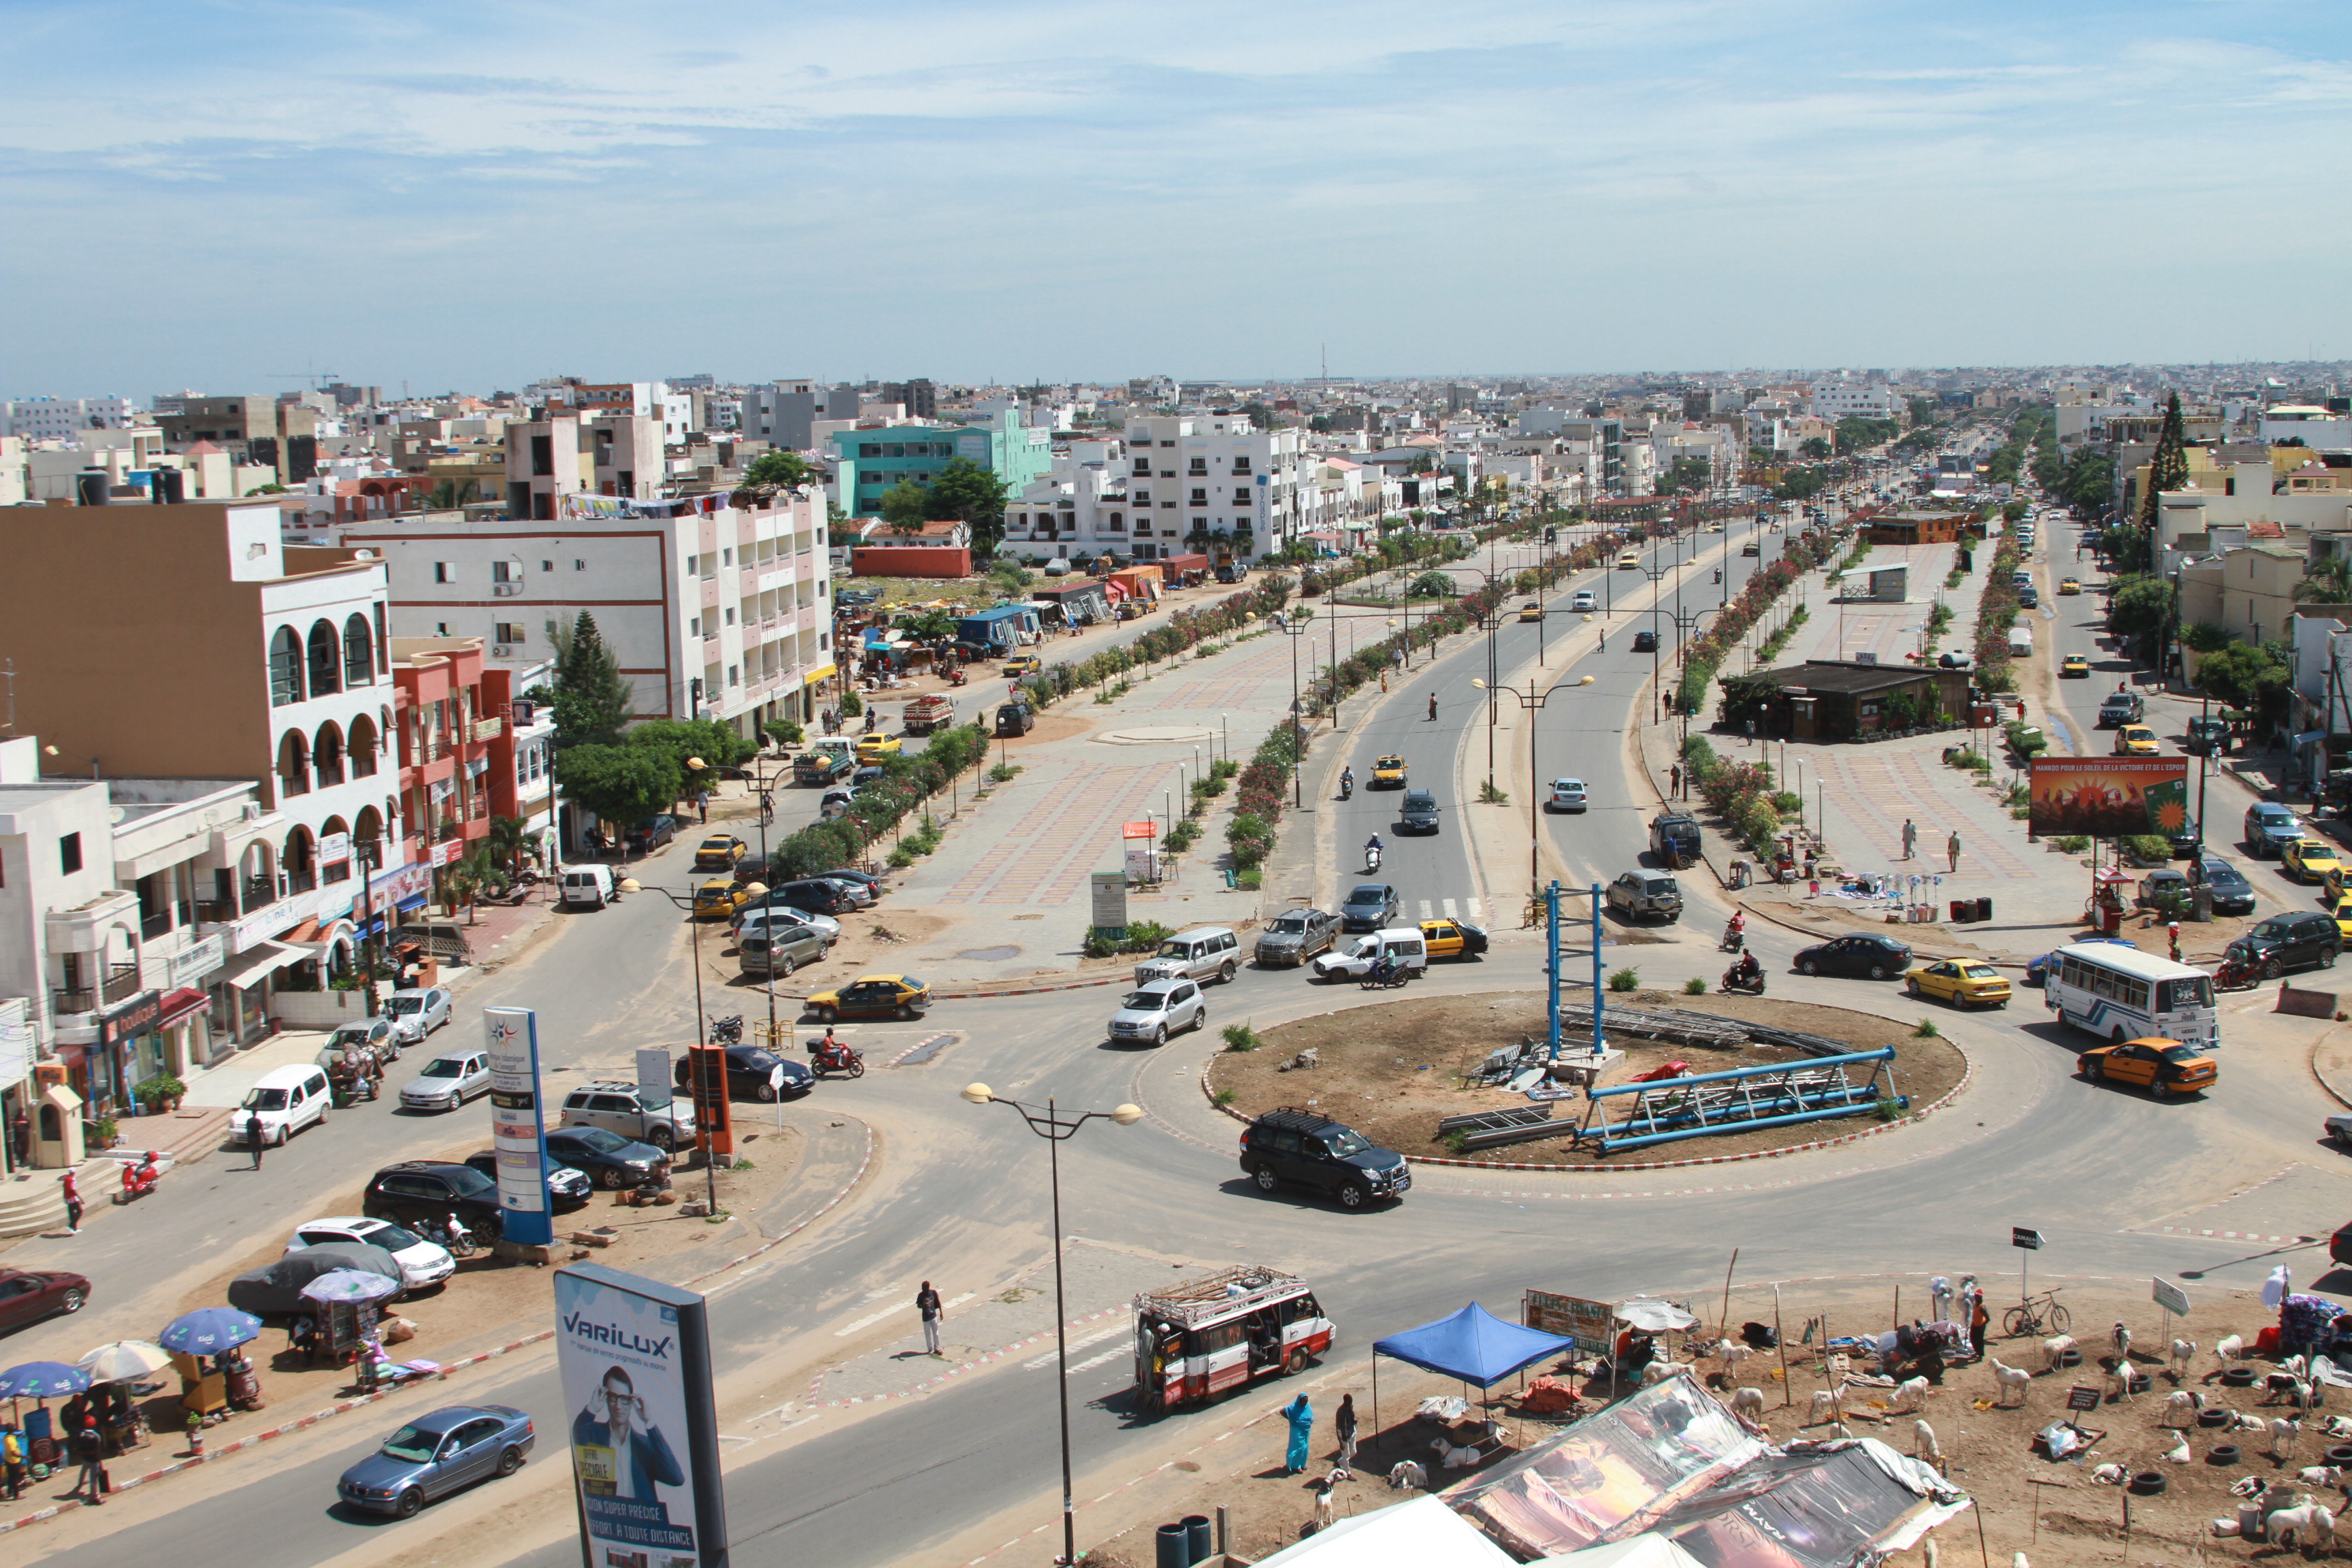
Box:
[1207,990,1967,1167]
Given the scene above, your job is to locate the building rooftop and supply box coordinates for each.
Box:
[1753,659,1952,697]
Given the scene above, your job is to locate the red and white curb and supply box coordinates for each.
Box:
[2144,1226,2317,1245]
[1,1120,879,1539]
[877,1032,956,1068]
[1199,1025,1975,1176]
[800,1303,1129,1409]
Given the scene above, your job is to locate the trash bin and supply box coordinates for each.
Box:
[1157,1523,1190,1568]
[1950,900,1971,924]
[1976,896,1993,922]
[1184,1516,1213,1563]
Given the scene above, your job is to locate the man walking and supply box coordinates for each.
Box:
[61,1168,82,1235]
[1901,818,1916,860]
[1335,1392,1358,1470]
[1946,830,1961,874]
[916,1280,943,1358]
[246,1109,266,1170]
[69,1416,106,1505]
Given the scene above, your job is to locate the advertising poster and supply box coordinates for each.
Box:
[484,1007,553,1247]
[555,1264,728,1567]
[1523,1290,1616,1355]
[2028,756,2189,838]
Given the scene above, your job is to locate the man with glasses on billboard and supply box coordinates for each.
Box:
[572,1367,684,1504]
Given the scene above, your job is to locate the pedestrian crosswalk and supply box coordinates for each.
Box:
[1414,897,1482,921]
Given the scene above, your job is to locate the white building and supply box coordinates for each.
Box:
[4,396,138,440]
[1118,414,1307,561]
[1810,382,1899,421]
[341,487,836,739]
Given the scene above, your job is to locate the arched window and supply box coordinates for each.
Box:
[277,730,310,798]
[313,721,346,787]
[320,815,351,883]
[348,713,379,779]
[343,614,374,687]
[354,804,383,848]
[306,621,341,697]
[282,825,316,895]
[269,626,304,706]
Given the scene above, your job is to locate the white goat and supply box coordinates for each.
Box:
[1808,1388,1844,1424]
[1991,1359,2032,1408]
[2267,1503,2337,1551]
[2042,1334,2076,1373]
[1718,1341,1754,1379]
[1729,1387,1766,1420]
[2170,1338,2198,1379]
[2216,1334,2246,1370]
[1641,1360,1692,1388]
[2106,1363,2140,1403]
[1889,1375,1931,1415]
[2165,1388,2208,1427]
[2272,1416,2304,1460]
[2112,1322,2132,1363]
[2299,1465,2345,1488]
[1386,1459,1426,1490]
[1313,1485,1335,1532]
[1912,1419,1941,1464]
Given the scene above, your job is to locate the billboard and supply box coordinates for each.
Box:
[484,1007,553,1248]
[2029,757,2189,838]
[555,1264,728,1567]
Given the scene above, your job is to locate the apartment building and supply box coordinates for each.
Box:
[341,487,834,769]
[502,411,667,517]
[742,378,823,451]
[830,411,1052,519]
[3,397,138,440]
[0,505,420,1071]
[1113,413,1307,561]
[384,638,549,889]
[1810,382,1899,420]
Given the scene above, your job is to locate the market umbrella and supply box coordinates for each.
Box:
[1614,1297,1698,1333]
[298,1269,402,1305]
[76,1341,172,1384]
[159,1307,263,1355]
[0,1360,92,1399]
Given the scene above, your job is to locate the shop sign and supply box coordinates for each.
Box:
[165,934,227,989]
[99,990,163,1045]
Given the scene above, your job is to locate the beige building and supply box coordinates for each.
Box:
[2178,544,2312,651]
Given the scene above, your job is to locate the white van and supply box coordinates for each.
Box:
[2008,625,2033,657]
[1134,927,1242,985]
[1311,928,1431,981]
[238,1065,332,1146]
[559,864,618,909]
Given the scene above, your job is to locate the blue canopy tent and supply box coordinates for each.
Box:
[1370,1303,1577,1440]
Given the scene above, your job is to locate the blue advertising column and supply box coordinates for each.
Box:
[484,1006,554,1248]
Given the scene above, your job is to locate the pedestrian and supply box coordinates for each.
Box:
[1901,818,1916,860]
[61,1167,82,1234]
[1379,671,1388,693]
[1969,1292,1990,1360]
[915,1279,943,1358]
[1427,693,1437,721]
[1335,1392,1358,1469]
[1946,830,1961,874]
[246,1108,266,1169]
[2168,920,2183,964]
[695,789,709,825]
[1670,763,1683,796]
[1,1418,24,1501]
[1281,1393,1314,1475]
[7,1107,27,1170]
[69,1416,105,1505]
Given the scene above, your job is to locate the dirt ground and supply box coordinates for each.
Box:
[1081,1279,2328,1568]
[702,909,956,1006]
[118,1124,804,1449]
[1205,991,1965,1166]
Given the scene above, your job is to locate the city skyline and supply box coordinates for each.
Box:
[3,0,2347,392]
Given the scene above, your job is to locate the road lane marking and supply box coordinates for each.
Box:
[1021,1322,1128,1370]
[1442,898,1458,918]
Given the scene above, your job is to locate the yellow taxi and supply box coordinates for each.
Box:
[2332,898,2352,941]
[693,877,753,920]
[693,833,747,871]
[2283,837,2344,885]
[2077,1036,2217,1099]
[1517,602,1545,623]
[1371,754,1408,788]
[1616,550,1642,570]
[1002,654,1043,677]
[2058,578,2084,595]
[804,974,932,1023]
[1904,960,2012,1009]
[856,734,904,763]
[2112,723,2159,756]
[1418,919,1490,960]
[2061,655,2091,679]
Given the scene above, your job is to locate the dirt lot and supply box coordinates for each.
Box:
[1079,1279,2323,1568]
[702,909,956,1007]
[1205,991,1966,1166]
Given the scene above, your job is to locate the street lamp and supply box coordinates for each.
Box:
[636,879,760,1215]
[1267,609,1313,807]
[962,1084,1142,1568]
[1474,674,1595,894]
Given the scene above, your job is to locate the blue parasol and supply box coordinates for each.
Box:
[0,1360,93,1399]
[159,1306,263,1354]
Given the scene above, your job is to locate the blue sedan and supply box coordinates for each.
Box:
[2025,935,2134,986]
[337,1404,535,1516]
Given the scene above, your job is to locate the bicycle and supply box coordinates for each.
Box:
[2002,1288,2070,1339]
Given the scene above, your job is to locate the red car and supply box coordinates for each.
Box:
[0,1267,91,1335]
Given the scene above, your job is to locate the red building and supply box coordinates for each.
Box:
[389,638,519,896]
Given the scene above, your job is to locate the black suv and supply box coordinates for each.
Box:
[1399,789,1440,835]
[2232,911,2340,977]
[1631,630,1659,652]
[363,1160,506,1240]
[1239,1107,1409,1210]
[995,701,1036,736]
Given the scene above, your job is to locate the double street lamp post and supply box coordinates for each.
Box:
[962,1085,1141,1568]
[1473,674,1595,894]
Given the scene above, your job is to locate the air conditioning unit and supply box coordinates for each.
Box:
[493,582,523,596]
[493,644,515,657]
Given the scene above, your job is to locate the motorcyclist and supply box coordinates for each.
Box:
[1727,952,1762,989]
[1365,833,1384,858]
[1722,911,1746,951]
[1339,766,1354,798]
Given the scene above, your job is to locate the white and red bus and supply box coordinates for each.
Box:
[1133,1265,1334,1411]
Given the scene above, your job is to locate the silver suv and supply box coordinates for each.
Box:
[1134,927,1241,985]
[1606,870,1682,923]
[1254,907,1339,967]
[559,1081,698,1153]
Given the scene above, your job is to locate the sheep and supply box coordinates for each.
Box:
[1641,1360,1693,1388]
[2170,1337,2197,1379]
[2300,1465,2345,1488]
[1889,1375,1931,1415]
[2322,1414,2352,1441]
[2273,1416,2304,1461]
[2285,1353,2311,1382]
[1718,1341,1754,1378]
[2091,1463,2128,1486]
[2107,1364,2140,1404]
[2012,1554,2029,1568]
[2165,1389,2208,1427]
[1991,1359,2033,1409]
[1808,1388,1844,1424]
[1386,1459,1426,1490]
[2042,1334,2076,1373]
[2165,1433,2191,1465]
[2217,1334,2246,1370]
[2112,1322,2133,1363]
[1913,1419,1941,1465]
[2266,1503,2337,1551]
[1730,1387,1766,1420]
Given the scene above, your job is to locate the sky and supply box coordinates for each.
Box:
[2,0,2348,397]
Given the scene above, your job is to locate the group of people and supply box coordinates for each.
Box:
[1899,817,1963,874]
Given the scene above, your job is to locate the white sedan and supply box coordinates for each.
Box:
[1546,778,1588,813]
[284,1215,455,1291]
[384,987,452,1046]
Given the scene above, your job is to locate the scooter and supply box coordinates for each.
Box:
[1720,964,1766,996]
[804,1037,866,1079]
[423,1211,479,1259]
[1365,845,1382,873]
[1719,927,1745,954]
[1339,773,1354,801]
[709,1015,745,1045]
[1360,957,1409,990]
[114,1151,161,1204]
[947,666,967,687]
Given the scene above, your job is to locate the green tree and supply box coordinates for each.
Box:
[2296,556,2352,604]
[486,814,542,876]
[879,478,931,526]
[424,478,481,510]
[2195,638,2290,717]
[743,451,809,489]
[2106,575,2175,648]
[1798,438,1831,462]
[897,608,957,641]
[2137,390,2189,532]
[555,745,682,834]
[544,612,634,749]
[626,717,757,798]
[928,457,1010,556]
[1663,455,1714,493]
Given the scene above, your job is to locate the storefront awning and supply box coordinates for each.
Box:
[219,940,309,993]
[157,987,209,1028]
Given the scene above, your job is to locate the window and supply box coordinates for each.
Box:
[343,614,373,687]
[436,622,449,636]
[1233,457,1252,474]
[722,548,732,566]
[434,562,451,583]
[728,664,740,687]
[269,625,304,705]
[575,559,585,570]
[59,832,82,875]
[724,608,735,625]
[541,560,553,572]
[306,621,342,696]
[1191,489,1207,505]
[492,560,514,584]
[1133,459,1152,476]
[1189,457,1207,474]
[495,623,525,644]
[689,616,700,637]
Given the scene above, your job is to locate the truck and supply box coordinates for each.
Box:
[794,738,857,786]
[900,693,956,735]
[1649,812,1701,869]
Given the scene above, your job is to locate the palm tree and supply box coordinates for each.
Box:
[444,847,507,925]
[2296,557,2352,604]
[487,814,542,876]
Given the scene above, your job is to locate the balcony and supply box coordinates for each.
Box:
[244,874,276,912]
[285,868,317,896]
[52,964,142,1019]
[471,717,504,742]
[140,908,174,940]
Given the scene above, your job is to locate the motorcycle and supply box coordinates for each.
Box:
[113,1151,162,1204]
[710,1015,745,1045]
[1360,957,1409,990]
[1720,964,1766,996]
[1365,845,1382,873]
[946,666,967,687]
[422,1211,479,1259]
[1719,927,1745,954]
[1339,774,1354,801]
[2212,949,2263,991]
[805,1038,866,1079]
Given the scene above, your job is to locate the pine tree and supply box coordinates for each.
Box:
[548,611,634,748]
[2138,391,2189,532]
